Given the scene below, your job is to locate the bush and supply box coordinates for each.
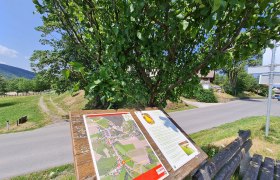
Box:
[194,88,218,103]
[201,144,221,158]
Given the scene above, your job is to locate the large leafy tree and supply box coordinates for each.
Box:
[31,0,280,108]
[222,53,262,95]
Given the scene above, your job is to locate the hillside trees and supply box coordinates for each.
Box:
[31,0,280,108]
[2,75,51,93]
[32,74,51,92]
[0,75,7,95]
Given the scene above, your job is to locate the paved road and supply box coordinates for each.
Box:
[1,99,279,178]
[170,99,280,134]
[0,121,73,179]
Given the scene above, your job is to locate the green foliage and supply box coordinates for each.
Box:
[183,85,217,103]
[255,84,268,97]
[213,73,226,86]
[31,0,280,108]
[0,75,7,95]
[194,88,218,103]
[32,74,51,92]
[17,78,33,93]
[236,71,258,92]
[201,145,221,158]
[224,70,259,95]
[4,75,50,93]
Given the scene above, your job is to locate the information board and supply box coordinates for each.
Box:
[83,112,169,180]
[70,108,208,180]
[135,110,199,170]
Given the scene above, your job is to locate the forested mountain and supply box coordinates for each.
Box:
[0,63,35,79]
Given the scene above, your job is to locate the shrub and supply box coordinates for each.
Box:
[201,145,221,158]
[194,88,218,103]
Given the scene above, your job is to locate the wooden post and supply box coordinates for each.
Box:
[239,151,251,177]
[17,120,19,126]
[6,120,9,130]
[243,154,263,180]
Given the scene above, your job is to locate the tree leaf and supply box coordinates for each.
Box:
[212,0,223,12]
[137,31,142,40]
[62,69,70,79]
[176,13,184,19]
[94,79,101,84]
[130,4,134,12]
[181,20,189,31]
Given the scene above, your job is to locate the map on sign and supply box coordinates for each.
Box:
[83,112,169,180]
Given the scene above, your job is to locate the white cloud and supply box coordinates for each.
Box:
[0,44,18,58]
[0,61,7,64]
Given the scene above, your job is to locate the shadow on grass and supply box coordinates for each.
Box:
[0,102,17,108]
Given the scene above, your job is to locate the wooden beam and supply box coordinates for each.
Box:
[242,154,263,180]
[259,157,275,180]
[275,160,280,180]
[215,140,252,180]
[193,130,251,179]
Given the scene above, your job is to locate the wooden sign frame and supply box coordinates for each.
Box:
[70,108,208,180]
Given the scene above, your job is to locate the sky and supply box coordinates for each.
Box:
[0,0,47,71]
[0,1,279,72]
[262,43,280,66]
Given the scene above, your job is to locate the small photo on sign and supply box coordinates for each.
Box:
[179,141,195,156]
[83,112,169,180]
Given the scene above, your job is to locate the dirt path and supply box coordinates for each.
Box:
[39,96,61,123]
[49,97,67,115]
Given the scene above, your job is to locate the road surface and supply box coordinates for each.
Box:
[0,121,73,179]
[170,99,280,134]
[0,99,279,178]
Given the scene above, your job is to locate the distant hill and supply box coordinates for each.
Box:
[0,63,35,79]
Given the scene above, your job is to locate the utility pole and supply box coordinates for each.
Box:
[265,40,276,137]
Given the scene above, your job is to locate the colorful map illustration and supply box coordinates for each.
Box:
[84,112,168,180]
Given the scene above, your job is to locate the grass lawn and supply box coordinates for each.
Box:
[11,164,75,180]
[214,92,236,103]
[0,95,47,133]
[191,116,280,159]
[164,101,196,112]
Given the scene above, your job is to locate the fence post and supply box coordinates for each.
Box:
[6,120,9,130]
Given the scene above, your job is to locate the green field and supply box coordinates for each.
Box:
[97,157,117,175]
[191,116,280,159]
[95,118,109,128]
[0,95,47,133]
[115,143,136,155]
